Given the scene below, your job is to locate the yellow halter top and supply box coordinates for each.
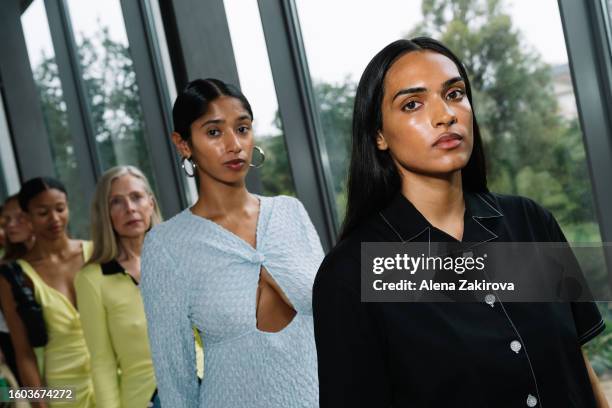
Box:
[17,241,95,407]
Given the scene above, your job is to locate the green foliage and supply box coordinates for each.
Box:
[34,55,89,238]
[257,135,295,197]
[585,304,612,375]
[256,78,356,209]
[312,78,356,220]
[31,26,159,238]
[75,27,157,194]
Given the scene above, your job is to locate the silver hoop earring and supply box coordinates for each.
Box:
[181,157,197,177]
[249,146,265,168]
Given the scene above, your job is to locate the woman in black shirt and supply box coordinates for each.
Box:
[313,37,609,407]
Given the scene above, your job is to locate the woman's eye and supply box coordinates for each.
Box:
[447,89,465,100]
[130,193,145,202]
[402,100,422,111]
[207,128,221,137]
[238,125,250,134]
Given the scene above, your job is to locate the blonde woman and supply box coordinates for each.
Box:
[75,166,158,408]
[76,166,202,408]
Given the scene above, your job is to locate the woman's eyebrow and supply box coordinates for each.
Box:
[392,76,465,102]
[201,118,224,127]
[392,86,427,102]
[442,76,464,90]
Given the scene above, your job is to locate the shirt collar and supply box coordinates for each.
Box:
[101,259,138,285]
[379,191,504,243]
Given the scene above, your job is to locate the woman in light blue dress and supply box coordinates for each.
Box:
[140,78,323,408]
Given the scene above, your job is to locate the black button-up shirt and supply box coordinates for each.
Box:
[313,192,605,407]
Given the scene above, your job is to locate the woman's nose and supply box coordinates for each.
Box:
[431,99,458,128]
[225,131,243,153]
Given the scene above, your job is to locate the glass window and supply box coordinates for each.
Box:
[296,0,610,385]
[224,0,296,196]
[65,0,158,192]
[604,0,612,46]
[21,0,89,238]
[145,0,198,206]
[0,92,20,199]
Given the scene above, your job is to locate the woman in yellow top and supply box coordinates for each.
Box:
[0,177,95,408]
[75,165,203,408]
[75,166,160,408]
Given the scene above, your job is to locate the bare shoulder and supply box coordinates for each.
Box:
[72,239,88,257]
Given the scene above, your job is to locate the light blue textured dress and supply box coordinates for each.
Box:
[140,195,323,407]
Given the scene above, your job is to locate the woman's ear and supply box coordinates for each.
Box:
[376,131,389,151]
[171,132,192,158]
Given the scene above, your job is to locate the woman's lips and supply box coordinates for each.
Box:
[48,224,63,233]
[223,159,246,171]
[433,133,463,149]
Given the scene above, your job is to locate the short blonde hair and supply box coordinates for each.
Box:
[88,166,162,265]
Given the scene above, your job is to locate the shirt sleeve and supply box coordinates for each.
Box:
[141,234,199,407]
[74,268,121,408]
[313,255,392,407]
[542,207,606,346]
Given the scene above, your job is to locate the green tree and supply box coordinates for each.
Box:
[258,134,295,197]
[34,56,89,238]
[256,79,355,218]
[77,27,156,193]
[31,24,158,237]
[313,79,356,219]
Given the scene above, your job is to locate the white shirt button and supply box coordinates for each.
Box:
[526,394,537,407]
[510,340,522,353]
[484,294,496,307]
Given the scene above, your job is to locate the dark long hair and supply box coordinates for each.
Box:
[1,195,28,261]
[172,78,253,141]
[18,177,68,212]
[339,37,488,241]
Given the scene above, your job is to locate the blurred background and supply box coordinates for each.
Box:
[0,0,610,396]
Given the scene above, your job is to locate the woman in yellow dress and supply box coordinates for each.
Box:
[75,166,202,408]
[0,177,95,408]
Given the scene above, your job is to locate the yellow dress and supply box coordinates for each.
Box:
[17,241,95,408]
